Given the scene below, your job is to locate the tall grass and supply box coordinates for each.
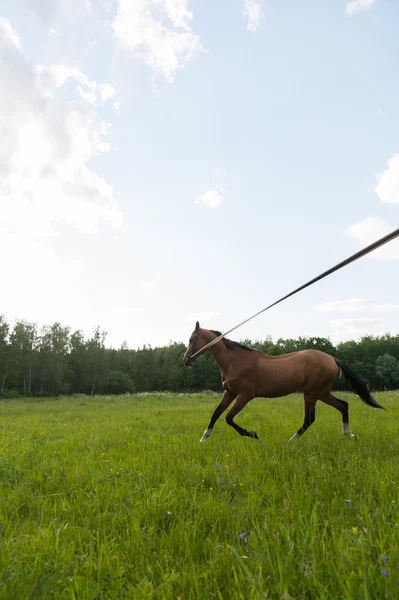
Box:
[0,392,398,598]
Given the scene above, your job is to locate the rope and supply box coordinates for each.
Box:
[190,226,399,359]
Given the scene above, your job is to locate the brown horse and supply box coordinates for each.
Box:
[183,322,384,442]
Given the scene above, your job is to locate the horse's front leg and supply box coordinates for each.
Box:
[225,395,258,439]
[200,389,235,442]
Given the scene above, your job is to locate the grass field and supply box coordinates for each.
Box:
[0,391,398,599]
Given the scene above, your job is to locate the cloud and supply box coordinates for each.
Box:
[243,1,263,32]
[345,0,376,16]
[319,299,399,313]
[329,318,382,340]
[17,0,105,65]
[112,0,203,83]
[375,153,399,205]
[194,188,223,208]
[346,217,399,260]
[19,0,92,22]
[0,16,23,50]
[0,17,122,284]
[186,312,220,322]
[319,299,372,313]
[138,279,160,291]
[35,64,116,106]
[346,152,399,259]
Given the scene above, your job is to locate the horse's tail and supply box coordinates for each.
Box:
[336,359,385,410]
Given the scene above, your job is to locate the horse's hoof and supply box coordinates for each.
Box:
[345,433,357,441]
[200,428,212,442]
[249,430,259,440]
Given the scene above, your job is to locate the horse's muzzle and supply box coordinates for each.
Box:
[183,355,192,367]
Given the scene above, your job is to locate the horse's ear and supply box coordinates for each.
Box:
[195,321,199,331]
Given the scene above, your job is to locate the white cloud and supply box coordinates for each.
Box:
[375,154,399,205]
[330,318,381,329]
[35,64,116,106]
[377,109,382,117]
[319,299,372,313]
[243,0,263,32]
[186,312,220,322]
[194,188,223,209]
[319,299,399,313]
[328,317,384,343]
[138,279,160,291]
[0,16,23,50]
[345,217,399,260]
[329,318,382,341]
[345,0,376,17]
[211,167,228,177]
[112,0,203,83]
[0,16,122,299]
[346,153,399,260]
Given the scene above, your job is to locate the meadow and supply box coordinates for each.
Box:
[0,391,398,599]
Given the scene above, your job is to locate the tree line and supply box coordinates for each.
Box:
[0,314,399,397]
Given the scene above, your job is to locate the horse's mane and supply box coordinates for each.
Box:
[211,331,254,352]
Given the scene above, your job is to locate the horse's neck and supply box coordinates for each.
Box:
[208,343,235,373]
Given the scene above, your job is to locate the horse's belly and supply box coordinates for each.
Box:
[256,369,304,398]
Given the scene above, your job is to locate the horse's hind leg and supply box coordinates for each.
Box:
[225,395,258,439]
[319,391,356,440]
[200,389,235,442]
[288,394,317,442]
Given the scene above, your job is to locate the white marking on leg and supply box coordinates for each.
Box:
[288,432,301,442]
[200,428,212,442]
[343,422,356,440]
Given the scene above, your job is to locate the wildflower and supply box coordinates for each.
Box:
[210,487,213,491]
[382,556,389,564]
[239,533,246,540]
[392,500,397,504]
[232,484,236,487]
[344,499,351,504]
[202,479,205,483]
[239,483,244,487]
[226,453,229,457]
[381,570,388,577]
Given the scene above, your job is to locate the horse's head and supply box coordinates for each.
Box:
[183,321,204,366]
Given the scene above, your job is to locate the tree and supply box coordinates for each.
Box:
[0,315,9,394]
[9,321,38,393]
[69,330,87,393]
[37,323,71,395]
[104,371,134,394]
[86,327,108,395]
[375,354,399,390]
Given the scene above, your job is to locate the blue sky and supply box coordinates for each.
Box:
[1,0,398,349]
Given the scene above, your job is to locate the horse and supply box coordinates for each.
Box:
[183,322,384,443]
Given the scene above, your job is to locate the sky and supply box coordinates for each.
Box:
[1,0,399,350]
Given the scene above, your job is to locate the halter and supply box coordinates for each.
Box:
[186,326,201,364]
[187,328,223,365]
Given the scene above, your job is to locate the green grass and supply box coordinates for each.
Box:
[0,391,398,599]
